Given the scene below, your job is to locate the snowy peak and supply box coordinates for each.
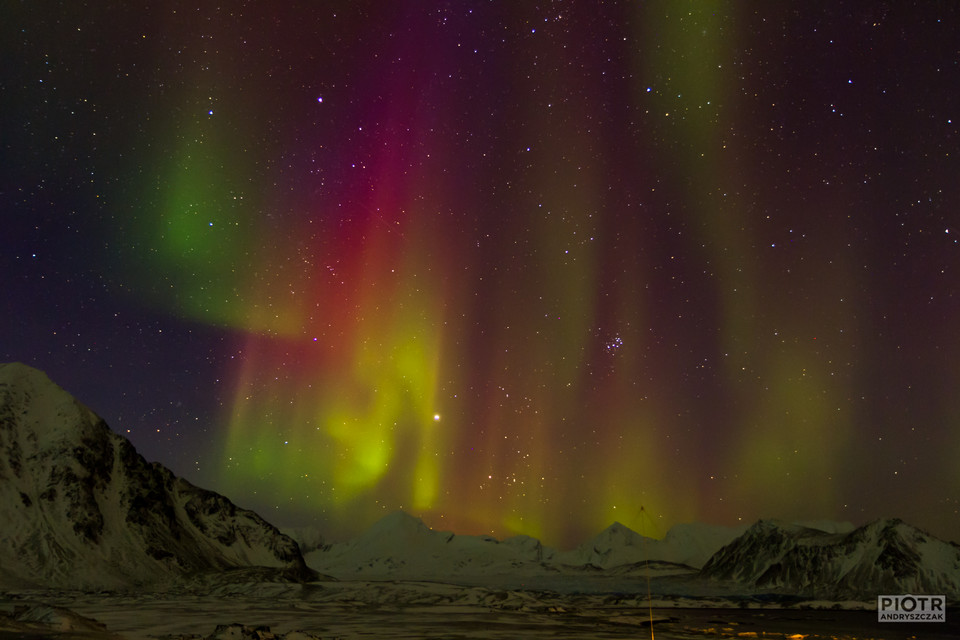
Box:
[596,521,654,547]
[552,520,744,570]
[700,517,960,598]
[0,362,102,457]
[304,512,741,582]
[790,519,856,534]
[361,510,450,546]
[0,362,315,590]
[306,511,553,578]
[556,521,659,569]
[335,510,456,562]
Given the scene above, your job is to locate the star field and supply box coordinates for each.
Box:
[2,2,959,547]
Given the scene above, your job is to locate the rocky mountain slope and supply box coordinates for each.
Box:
[0,362,315,590]
[700,518,960,599]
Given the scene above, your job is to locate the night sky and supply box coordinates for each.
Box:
[3,1,959,548]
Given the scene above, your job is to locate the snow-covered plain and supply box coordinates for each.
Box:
[3,582,958,640]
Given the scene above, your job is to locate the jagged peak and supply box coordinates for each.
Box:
[0,363,314,589]
[358,510,443,545]
[701,512,960,598]
[743,519,833,537]
[863,516,907,530]
[603,521,633,534]
[592,520,658,543]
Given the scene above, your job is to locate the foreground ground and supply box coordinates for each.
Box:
[1,580,956,640]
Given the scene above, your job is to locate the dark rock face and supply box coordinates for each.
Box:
[0,362,316,590]
[700,518,960,599]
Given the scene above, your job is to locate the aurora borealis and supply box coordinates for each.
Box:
[3,2,959,548]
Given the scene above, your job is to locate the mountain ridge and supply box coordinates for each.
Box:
[4,361,957,602]
[700,517,960,599]
[303,509,746,583]
[0,362,316,590]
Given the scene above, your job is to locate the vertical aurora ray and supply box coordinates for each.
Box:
[635,3,759,371]
[211,7,470,533]
[602,3,868,527]
[217,213,451,525]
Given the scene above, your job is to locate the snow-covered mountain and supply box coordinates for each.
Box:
[304,510,960,600]
[305,510,555,579]
[0,362,315,590]
[555,521,746,569]
[554,521,660,569]
[304,510,744,584]
[700,518,960,598]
